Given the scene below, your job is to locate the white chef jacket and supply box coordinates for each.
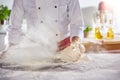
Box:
[7,0,84,44]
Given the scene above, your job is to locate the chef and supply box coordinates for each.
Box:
[6,0,84,51]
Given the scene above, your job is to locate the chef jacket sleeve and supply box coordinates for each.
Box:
[6,0,24,44]
[69,0,84,41]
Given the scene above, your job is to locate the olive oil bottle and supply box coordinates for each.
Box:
[107,27,114,39]
[94,27,103,39]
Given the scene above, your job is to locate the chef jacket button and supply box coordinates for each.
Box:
[38,7,41,10]
[54,5,57,8]
[67,9,69,12]
[67,6,69,10]
[55,20,58,22]
[56,34,58,36]
[40,21,43,23]
[67,14,69,17]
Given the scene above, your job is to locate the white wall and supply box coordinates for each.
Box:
[80,0,102,8]
[0,0,13,9]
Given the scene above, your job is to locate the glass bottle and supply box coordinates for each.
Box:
[94,27,103,39]
[107,27,114,39]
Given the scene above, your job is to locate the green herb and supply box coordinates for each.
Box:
[0,5,11,20]
[84,26,92,33]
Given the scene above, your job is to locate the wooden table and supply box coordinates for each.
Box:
[82,38,120,53]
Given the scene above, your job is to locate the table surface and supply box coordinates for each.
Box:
[0,54,120,80]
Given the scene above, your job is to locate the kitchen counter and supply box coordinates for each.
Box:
[0,54,120,80]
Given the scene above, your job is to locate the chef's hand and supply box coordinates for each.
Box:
[71,36,85,53]
[71,36,80,48]
[72,36,80,43]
